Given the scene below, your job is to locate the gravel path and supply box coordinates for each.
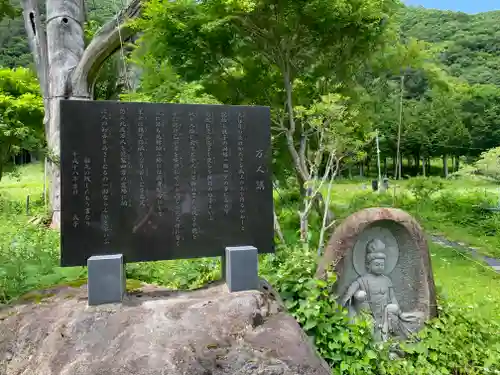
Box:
[430,235,500,273]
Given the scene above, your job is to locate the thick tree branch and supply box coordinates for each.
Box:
[71,0,142,98]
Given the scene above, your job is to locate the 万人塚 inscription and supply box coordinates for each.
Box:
[60,100,273,267]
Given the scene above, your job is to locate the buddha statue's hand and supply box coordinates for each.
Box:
[354,290,367,303]
[386,303,401,316]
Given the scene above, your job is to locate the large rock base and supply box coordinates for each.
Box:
[0,280,330,375]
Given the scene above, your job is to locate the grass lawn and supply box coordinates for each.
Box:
[430,243,500,321]
[0,162,46,202]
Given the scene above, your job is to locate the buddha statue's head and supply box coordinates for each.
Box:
[365,238,387,275]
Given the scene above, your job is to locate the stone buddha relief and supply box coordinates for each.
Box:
[340,232,424,343]
[316,208,437,349]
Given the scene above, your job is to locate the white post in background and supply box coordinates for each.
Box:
[376,129,382,191]
[43,157,47,210]
[497,155,500,209]
[395,75,404,180]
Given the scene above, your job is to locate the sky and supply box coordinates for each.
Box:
[404,0,499,14]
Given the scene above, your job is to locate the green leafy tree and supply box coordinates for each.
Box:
[134,0,400,184]
[0,0,18,22]
[131,0,400,241]
[0,67,44,180]
[461,84,500,156]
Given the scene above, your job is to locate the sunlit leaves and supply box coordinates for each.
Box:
[0,68,44,178]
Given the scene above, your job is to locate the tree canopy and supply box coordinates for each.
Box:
[0,67,44,179]
[3,0,500,180]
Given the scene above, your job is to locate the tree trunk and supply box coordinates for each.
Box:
[359,163,363,177]
[454,156,460,171]
[443,154,448,178]
[21,0,142,228]
[383,157,387,176]
[415,154,419,171]
[393,154,397,178]
[45,0,86,228]
[422,156,426,177]
[399,154,403,178]
[299,211,308,243]
[273,209,285,244]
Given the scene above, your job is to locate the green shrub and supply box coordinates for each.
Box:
[0,212,75,303]
[125,258,219,289]
[455,146,500,182]
[407,176,445,202]
[261,246,381,373]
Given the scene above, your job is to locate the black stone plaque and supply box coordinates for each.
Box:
[60,100,274,267]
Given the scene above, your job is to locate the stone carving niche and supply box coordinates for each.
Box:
[316,208,437,343]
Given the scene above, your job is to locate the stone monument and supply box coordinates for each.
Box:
[60,100,274,305]
[316,207,437,344]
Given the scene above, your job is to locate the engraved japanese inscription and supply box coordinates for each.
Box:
[60,100,273,267]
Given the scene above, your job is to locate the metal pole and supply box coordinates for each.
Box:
[395,75,404,180]
[497,156,500,209]
[376,129,382,190]
[43,157,47,209]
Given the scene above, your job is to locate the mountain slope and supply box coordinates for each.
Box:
[399,7,500,85]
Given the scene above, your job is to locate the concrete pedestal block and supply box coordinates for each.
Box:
[87,254,126,306]
[225,246,259,292]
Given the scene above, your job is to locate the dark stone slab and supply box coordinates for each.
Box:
[60,100,274,267]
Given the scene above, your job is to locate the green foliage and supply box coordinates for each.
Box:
[0,190,80,303]
[399,8,500,86]
[261,247,380,372]
[125,258,219,289]
[407,176,445,201]
[392,300,500,375]
[457,146,500,182]
[133,0,401,185]
[295,93,374,158]
[0,67,44,180]
[0,0,18,22]
[121,59,220,104]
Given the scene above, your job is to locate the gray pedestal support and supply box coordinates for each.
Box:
[225,246,259,292]
[87,254,126,306]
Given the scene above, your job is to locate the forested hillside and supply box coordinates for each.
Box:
[2,2,500,178]
[2,4,500,84]
[399,7,500,86]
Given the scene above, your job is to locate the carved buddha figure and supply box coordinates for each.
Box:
[341,238,423,342]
